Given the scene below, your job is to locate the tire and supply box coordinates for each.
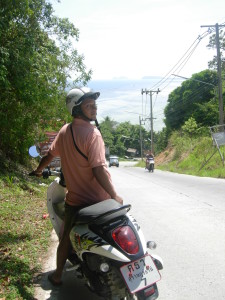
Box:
[120,294,137,300]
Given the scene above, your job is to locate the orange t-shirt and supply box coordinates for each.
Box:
[49,118,111,206]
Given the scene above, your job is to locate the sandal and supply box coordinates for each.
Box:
[48,273,62,286]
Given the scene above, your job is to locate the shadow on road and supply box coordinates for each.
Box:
[34,264,103,300]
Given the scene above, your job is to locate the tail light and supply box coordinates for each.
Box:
[144,285,155,297]
[112,226,139,254]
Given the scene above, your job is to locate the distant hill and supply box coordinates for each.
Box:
[142,76,162,80]
[112,76,129,80]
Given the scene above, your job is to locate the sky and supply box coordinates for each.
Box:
[52,0,225,80]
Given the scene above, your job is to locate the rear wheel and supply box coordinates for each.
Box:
[119,294,137,300]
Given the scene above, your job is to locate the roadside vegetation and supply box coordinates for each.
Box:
[136,118,225,178]
[0,1,225,299]
[150,132,225,178]
[0,153,52,299]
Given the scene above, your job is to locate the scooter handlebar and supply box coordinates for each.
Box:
[28,169,61,179]
[28,170,36,176]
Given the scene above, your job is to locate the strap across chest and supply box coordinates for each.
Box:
[69,123,88,161]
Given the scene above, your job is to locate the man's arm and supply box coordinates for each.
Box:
[31,152,54,176]
[92,165,123,205]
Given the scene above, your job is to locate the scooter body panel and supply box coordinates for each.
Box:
[47,178,66,238]
[45,174,161,300]
[70,224,131,262]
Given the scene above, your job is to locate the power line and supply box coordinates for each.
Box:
[149,32,209,92]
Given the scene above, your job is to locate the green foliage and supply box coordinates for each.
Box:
[100,116,118,153]
[0,152,52,299]
[0,0,91,162]
[181,117,198,137]
[193,99,219,126]
[207,29,225,73]
[154,127,169,154]
[100,117,151,157]
[157,131,225,178]
[164,70,218,131]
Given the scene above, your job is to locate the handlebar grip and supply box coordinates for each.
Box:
[29,171,36,176]
[42,169,50,179]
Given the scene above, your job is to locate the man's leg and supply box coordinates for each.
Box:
[50,229,71,283]
[48,204,80,285]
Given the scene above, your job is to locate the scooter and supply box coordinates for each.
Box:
[29,147,163,300]
[145,158,154,173]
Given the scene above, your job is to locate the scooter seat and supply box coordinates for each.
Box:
[76,199,129,225]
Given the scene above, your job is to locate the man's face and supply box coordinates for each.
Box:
[81,98,97,121]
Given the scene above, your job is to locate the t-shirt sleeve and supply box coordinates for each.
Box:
[48,130,61,157]
[87,131,106,168]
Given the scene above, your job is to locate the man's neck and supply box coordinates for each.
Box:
[77,115,91,123]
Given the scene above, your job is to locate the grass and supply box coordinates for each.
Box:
[1,133,224,299]
[153,135,225,178]
[0,154,52,300]
[134,134,225,179]
[134,160,146,168]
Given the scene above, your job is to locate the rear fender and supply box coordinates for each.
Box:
[127,213,147,254]
[70,224,130,262]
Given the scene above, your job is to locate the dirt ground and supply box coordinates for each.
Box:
[155,147,175,166]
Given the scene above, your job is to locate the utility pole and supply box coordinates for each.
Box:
[201,23,225,126]
[141,88,160,154]
[139,116,144,160]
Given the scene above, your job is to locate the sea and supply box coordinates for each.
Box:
[87,77,183,132]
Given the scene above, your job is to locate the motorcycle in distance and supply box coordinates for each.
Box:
[29,146,163,300]
[145,156,154,173]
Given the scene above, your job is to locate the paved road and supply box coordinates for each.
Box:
[35,163,225,299]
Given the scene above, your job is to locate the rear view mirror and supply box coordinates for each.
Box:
[28,145,39,158]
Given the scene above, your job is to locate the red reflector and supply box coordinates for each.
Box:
[112,226,139,254]
[144,286,155,297]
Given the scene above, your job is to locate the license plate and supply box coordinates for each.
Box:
[120,255,161,293]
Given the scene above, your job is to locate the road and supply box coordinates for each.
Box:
[35,162,225,299]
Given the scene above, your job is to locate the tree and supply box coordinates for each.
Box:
[154,127,169,154]
[181,117,198,138]
[207,28,225,116]
[164,70,218,131]
[100,117,118,154]
[207,29,225,72]
[0,0,91,162]
[100,118,150,157]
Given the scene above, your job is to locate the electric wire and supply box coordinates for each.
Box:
[149,26,223,126]
[153,76,216,126]
[149,22,224,129]
[149,29,213,95]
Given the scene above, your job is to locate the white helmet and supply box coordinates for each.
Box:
[66,87,100,115]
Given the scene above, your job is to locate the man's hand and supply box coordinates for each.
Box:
[29,152,54,178]
[114,195,123,205]
[29,170,42,177]
[93,166,123,205]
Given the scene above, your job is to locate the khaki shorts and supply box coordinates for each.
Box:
[63,203,83,236]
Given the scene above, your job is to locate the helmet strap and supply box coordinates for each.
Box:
[95,119,101,133]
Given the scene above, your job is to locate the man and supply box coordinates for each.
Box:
[31,87,123,286]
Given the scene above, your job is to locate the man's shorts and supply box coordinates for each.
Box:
[63,203,83,236]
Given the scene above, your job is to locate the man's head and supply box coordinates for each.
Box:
[66,87,100,121]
